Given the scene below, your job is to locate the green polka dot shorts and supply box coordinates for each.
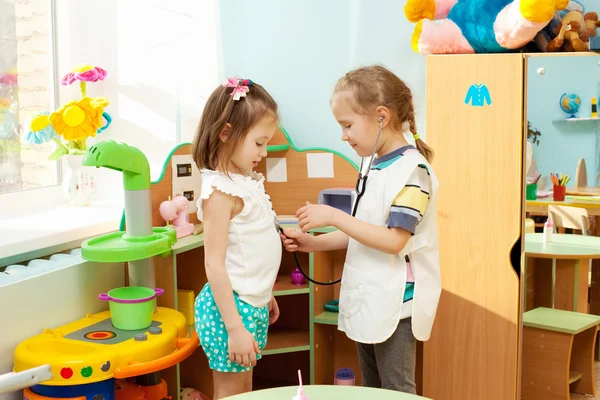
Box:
[194,283,269,373]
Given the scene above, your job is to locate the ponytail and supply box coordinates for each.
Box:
[407,104,434,163]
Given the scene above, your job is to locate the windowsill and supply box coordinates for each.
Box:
[0,200,123,267]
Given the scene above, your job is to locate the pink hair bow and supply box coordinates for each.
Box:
[222,76,252,101]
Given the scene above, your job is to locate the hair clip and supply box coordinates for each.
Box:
[222,76,253,101]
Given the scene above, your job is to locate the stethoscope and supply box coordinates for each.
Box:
[276,118,384,286]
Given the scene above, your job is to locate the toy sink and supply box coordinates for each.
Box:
[82,227,176,263]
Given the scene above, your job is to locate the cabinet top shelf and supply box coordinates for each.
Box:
[552,117,600,123]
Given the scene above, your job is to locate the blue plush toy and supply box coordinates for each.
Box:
[405,0,569,54]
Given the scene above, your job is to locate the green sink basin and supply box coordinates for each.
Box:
[81,227,177,263]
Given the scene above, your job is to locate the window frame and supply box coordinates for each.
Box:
[0,0,61,204]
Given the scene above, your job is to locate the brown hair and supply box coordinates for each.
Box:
[192,80,278,172]
[333,65,433,162]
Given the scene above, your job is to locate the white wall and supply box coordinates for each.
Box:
[219,0,426,164]
[54,0,222,201]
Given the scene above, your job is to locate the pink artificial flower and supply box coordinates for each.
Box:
[0,73,18,86]
[61,64,107,86]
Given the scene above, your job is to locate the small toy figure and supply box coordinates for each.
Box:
[160,195,194,238]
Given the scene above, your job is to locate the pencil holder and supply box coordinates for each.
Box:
[553,185,566,201]
[526,183,537,200]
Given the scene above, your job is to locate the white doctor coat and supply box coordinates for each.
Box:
[337,149,442,343]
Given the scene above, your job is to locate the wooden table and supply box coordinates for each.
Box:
[567,186,600,196]
[526,198,600,217]
[223,385,429,399]
[524,234,600,313]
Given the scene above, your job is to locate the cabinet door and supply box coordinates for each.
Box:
[423,54,524,400]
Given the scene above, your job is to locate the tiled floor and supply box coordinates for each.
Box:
[571,361,600,399]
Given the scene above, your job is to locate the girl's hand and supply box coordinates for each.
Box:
[268,296,279,325]
[228,325,260,367]
[296,202,338,232]
[280,228,315,252]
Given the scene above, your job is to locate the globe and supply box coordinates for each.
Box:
[559,93,581,117]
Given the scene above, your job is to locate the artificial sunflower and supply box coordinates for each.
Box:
[50,96,109,141]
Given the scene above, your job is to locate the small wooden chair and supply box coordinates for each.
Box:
[525,218,535,233]
[522,307,600,399]
[575,158,587,188]
[548,205,590,235]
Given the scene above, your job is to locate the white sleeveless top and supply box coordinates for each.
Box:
[197,169,282,308]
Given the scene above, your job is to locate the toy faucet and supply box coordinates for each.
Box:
[292,369,309,400]
[159,196,194,238]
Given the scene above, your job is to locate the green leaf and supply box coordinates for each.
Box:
[48,146,68,160]
[52,137,68,151]
[68,148,86,155]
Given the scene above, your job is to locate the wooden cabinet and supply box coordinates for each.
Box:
[423,54,525,400]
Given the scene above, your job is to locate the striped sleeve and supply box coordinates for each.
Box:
[387,164,430,234]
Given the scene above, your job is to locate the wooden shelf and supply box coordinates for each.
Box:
[172,230,204,254]
[553,117,600,123]
[314,311,338,325]
[273,274,309,296]
[569,371,582,384]
[262,328,309,355]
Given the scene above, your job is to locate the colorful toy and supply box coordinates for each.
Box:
[159,196,195,238]
[559,93,581,118]
[292,370,309,400]
[98,287,165,330]
[25,64,111,161]
[0,141,198,399]
[290,268,306,286]
[404,0,569,54]
[180,387,210,400]
[317,188,355,215]
[547,10,600,52]
[177,290,196,325]
[334,368,355,386]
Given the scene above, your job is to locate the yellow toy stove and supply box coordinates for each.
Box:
[14,307,197,386]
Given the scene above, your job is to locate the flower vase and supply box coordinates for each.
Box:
[62,154,96,206]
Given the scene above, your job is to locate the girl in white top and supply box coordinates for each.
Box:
[192,77,282,399]
[281,66,441,394]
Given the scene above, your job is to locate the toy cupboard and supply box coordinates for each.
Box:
[423,53,525,400]
[423,53,600,400]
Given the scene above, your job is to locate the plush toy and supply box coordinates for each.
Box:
[404,0,569,54]
[547,10,600,52]
[533,0,584,51]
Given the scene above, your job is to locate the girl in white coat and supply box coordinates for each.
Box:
[281,65,441,394]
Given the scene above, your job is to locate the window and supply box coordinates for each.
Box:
[0,0,57,195]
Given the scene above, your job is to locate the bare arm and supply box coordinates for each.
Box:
[280,228,348,253]
[297,204,410,255]
[203,189,244,331]
[311,229,349,251]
